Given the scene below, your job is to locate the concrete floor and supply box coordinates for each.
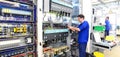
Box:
[104,36,120,57]
[104,46,120,57]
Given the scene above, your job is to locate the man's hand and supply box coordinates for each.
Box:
[67,25,80,32]
[68,26,72,29]
[68,26,75,31]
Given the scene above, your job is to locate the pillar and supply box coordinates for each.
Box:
[79,0,92,53]
[37,0,43,57]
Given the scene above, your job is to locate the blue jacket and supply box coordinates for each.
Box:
[105,20,110,31]
[77,21,89,43]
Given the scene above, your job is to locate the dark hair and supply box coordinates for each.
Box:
[77,14,85,19]
[106,16,109,19]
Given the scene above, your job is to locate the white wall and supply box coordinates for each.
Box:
[116,14,120,26]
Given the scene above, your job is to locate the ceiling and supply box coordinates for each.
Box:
[92,0,120,10]
[92,0,119,5]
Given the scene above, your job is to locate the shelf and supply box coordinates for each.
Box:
[0,1,33,11]
[51,0,73,13]
[14,34,34,37]
[0,34,33,39]
[0,20,34,23]
[43,21,51,23]
[92,42,116,50]
[0,5,33,11]
[44,29,69,34]
[0,45,27,51]
[52,0,73,8]
[0,37,35,51]
[43,21,65,24]
[0,37,19,41]
[27,43,35,46]
[7,0,33,6]
[1,8,32,15]
[27,50,35,53]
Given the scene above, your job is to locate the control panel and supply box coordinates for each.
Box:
[0,23,33,38]
[43,22,70,57]
[0,0,36,57]
[42,0,73,57]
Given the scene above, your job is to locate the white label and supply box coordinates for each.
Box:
[27,38,32,43]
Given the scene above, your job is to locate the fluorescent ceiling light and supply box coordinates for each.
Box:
[92,0,101,4]
[92,0,99,2]
[101,0,116,3]
[92,0,117,5]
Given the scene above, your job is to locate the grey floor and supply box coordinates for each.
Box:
[104,36,120,57]
[104,46,120,57]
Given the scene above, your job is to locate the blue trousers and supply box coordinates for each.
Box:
[79,42,87,57]
[105,30,109,37]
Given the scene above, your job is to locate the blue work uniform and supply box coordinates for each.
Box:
[105,20,110,36]
[77,21,89,57]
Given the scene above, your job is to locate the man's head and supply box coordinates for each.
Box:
[106,16,109,20]
[77,14,85,23]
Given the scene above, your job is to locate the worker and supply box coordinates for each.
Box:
[105,16,111,37]
[68,14,89,57]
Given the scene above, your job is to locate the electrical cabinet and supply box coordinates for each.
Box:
[0,0,36,57]
[42,0,73,57]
